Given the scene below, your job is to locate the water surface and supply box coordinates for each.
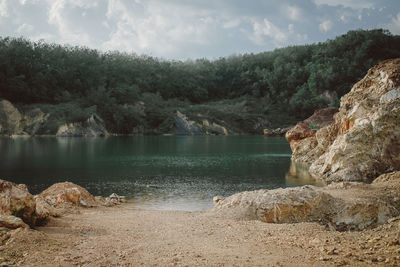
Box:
[0,136,315,210]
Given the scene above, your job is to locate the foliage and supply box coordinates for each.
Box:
[0,29,399,133]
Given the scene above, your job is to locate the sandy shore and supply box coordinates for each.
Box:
[1,204,399,267]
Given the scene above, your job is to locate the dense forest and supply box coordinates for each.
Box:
[1,29,400,134]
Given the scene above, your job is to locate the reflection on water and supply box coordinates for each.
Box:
[285,160,325,187]
[1,136,319,210]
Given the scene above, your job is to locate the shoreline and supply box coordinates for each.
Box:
[1,173,400,266]
[1,203,399,266]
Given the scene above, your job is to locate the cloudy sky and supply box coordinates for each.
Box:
[0,0,399,60]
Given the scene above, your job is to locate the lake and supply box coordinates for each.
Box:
[0,136,316,210]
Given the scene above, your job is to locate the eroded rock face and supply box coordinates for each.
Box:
[213,171,400,230]
[0,100,22,135]
[289,59,400,183]
[0,180,36,226]
[285,108,337,153]
[174,111,203,135]
[21,108,50,135]
[56,114,109,137]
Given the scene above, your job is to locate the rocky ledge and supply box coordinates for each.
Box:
[213,171,400,231]
[0,179,125,229]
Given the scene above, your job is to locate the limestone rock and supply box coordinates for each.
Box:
[0,100,22,135]
[105,193,126,205]
[39,182,98,208]
[264,126,292,137]
[0,215,29,229]
[213,172,400,230]
[303,107,339,129]
[33,196,60,225]
[213,187,337,223]
[0,179,36,226]
[288,59,400,183]
[174,111,203,135]
[20,108,50,135]
[208,122,228,135]
[56,114,109,137]
[285,107,338,153]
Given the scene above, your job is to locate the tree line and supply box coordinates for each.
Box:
[0,29,399,134]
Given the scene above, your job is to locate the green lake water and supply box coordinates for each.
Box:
[0,136,315,210]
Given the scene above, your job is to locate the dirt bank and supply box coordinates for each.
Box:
[1,204,399,266]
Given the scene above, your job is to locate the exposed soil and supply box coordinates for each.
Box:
[0,205,399,266]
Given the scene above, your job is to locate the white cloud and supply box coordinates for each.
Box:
[16,23,33,33]
[222,18,241,29]
[102,0,220,58]
[288,23,294,33]
[388,12,400,34]
[250,18,287,46]
[47,0,93,46]
[319,20,333,32]
[0,0,396,59]
[286,5,302,21]
[0,0,8,18]
[313,0,374,9]
[31,33,55,42]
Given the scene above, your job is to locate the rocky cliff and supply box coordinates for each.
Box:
[0,99,109,137]
[56,114,109,137]
[288,59,400,183]
[0,100,22,135]
[174,111,229,135]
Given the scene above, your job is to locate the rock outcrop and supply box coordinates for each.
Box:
[0,179,126,228]
[0,180,36,227]
[20,107,50,135]
[0,100,22,135]
[213,171,400,230]
[202,120,228,135]
[0,99,110,137]
[174,111,203,135]
[263,126,292,137]
[289,59,400,183]
[56,114,109,137]
[174,111,230,136]
[285,107,338,152]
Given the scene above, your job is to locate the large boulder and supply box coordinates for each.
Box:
[289,59,400,183]
[0,180,36,227]
[213,187,337,223]
[213,171,400,230]
[39,182,98,208]
[56,114,109,137]
[0,100,22,135]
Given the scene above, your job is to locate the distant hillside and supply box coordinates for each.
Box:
[0,29,399,134]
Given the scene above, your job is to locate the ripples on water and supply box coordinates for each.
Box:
[0,136,318,210]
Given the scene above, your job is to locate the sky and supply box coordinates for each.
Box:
[0,0,399,60]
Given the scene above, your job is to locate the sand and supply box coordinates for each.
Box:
[1,204,400,266]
